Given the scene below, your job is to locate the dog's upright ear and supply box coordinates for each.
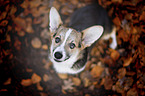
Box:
[81,25,103,48]
[49,7,63,33]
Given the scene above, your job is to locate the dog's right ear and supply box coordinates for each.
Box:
[49,7,63,33]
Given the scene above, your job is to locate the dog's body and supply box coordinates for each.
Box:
[49,4,117,74]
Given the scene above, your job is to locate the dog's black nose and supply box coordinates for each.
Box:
[54,52,63,59]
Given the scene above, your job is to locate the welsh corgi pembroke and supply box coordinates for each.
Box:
[49,4,117,74]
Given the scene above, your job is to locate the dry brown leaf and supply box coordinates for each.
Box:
[14,39,21,50]
[62,79,74,90]
[44,62,52,70]
[104,76,113,90]
[58,73,68,79]
[111,0,123,3]
[117,68,126,79]
[123,57,133,67]
[53,1,61,10]
[0,20,8,26]
[110,49,120,61]
[71,0,79,5]
[90,65,104,78]
[3,78,11,85]
[33,17,42,24]
[21,79,32,86]
[42,44,48,50]
[112,81,125,94]
[26,23,34,33]
[139,11,145,21]
[31,37,42,48]
[36,82,43,91]
[84,78,91,87]
[0,11,7,20]
[31,73,41,84]
[85,61,92,70]
[43,74,50,82]
[26,68,33,72]
[6,34,11,42]
[29,0,41,8]
[127,88,138,96]
[113,17,121,26]
[17,30,25,37]
[13,17,26,30]
[72,77,81,86]
[20,0,29,9]
[9,5,17,16]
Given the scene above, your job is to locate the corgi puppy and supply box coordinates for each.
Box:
[49,4,117,74]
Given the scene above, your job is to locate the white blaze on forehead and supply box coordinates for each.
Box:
[62,28,72,46]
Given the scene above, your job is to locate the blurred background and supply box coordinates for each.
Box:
[0,0,145,96]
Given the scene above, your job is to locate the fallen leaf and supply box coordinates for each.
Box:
[31,37,42,48]
[43,74,50,82]
[62,79,74,90]
[0,20,8,26]
[123,57,132,67]
[110,49,120,61]
[139,11,145,21]
[58,73,68,79]
[17,30,25,37]
[6,34,11,42]
[26,23,34,33]
[112,81,125,94]
[90,64,104,78]
[29,0,41,8]
[21,79,32,86]
[26,68,33,72]
[13,17,26,30]
[9,5,17,16]
[127,88,138,96]
[113,17,121,26]
[112,0,123,3]
[84,78,91,87]
[20,0,29,9]
[36,82,43,91]
[44,62,52,70]
[31,73,41,84]
[117,68,126,79]
[3,78,11,85]
[14,38,21,50]
[104,76,113,90]
[0,11,7,20]
[40,92,48,96]
[72,77,81,86]
[42,44,48,50]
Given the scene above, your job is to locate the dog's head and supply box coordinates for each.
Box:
[49,7,103,63]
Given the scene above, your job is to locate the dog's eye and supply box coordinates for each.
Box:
[55,37,61,43]
[70,43,76,49]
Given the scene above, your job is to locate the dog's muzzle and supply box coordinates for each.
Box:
[53,51,70,62]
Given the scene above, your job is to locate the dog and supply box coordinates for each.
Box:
[49,4,117,74]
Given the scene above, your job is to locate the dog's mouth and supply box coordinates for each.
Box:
[54,56,70,62]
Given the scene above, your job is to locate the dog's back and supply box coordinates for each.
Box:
[69,4,113,33]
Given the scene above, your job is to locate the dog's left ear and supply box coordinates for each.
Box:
[49,7,63,32]
[82,25,103,48]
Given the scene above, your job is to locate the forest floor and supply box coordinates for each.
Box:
[0,0,145,96]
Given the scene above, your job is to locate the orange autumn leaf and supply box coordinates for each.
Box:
[21,79,32,86]
[31,73,41,84]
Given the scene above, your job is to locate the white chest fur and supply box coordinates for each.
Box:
[49,53,86,74]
